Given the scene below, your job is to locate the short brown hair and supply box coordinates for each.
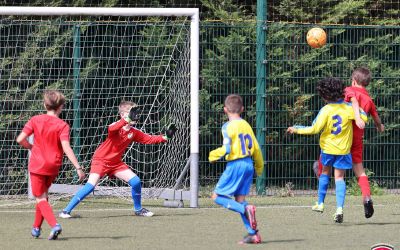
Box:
[119,101,137,114]
[224,94,243,114]
[352,67,371,87]
[43,90,65,111]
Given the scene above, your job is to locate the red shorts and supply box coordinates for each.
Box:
[30,173,57,197]
[351,137,363,164]
[90,160,130,178]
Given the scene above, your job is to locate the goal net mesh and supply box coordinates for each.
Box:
[0,14,191,203]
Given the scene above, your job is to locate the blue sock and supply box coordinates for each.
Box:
[239,201,256,235]
[318,174,330,204]
[128,176,142,211]
[214,195,245,214]
[64,183,95,213]
[335,179,346,208]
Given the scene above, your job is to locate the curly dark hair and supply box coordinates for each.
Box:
[316,77,344,102]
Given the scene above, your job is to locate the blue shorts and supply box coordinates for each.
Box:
[320,152,352,170]
[214,157,254,196]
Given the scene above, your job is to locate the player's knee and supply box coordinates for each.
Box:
[357,173,367,178]
[87,173,100,186]
[35,195,47,203]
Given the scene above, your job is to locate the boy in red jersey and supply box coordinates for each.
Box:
[16,90,85,240]
[314,67,384,218]
[60,101,176,218]
[345,67,384,218]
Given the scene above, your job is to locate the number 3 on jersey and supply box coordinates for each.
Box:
[331,115,342,135]
[238,133,253,156]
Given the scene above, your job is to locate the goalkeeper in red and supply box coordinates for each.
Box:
[209,94,264,244]
[287,77,368,223]
[60,101,176,218]
[16,90,85,240]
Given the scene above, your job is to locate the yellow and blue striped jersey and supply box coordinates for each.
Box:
[208,118,264,176]
[294,100,368,155]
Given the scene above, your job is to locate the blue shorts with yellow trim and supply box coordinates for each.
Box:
[214,157,254,196]
[320,152,352,170]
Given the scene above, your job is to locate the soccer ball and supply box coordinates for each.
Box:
[306,27,327,48]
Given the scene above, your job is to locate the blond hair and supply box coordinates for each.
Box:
[43,90,65,111]
[119,101,137,114]
[224,94,243,114]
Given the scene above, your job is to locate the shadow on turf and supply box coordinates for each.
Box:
[346,221,400,226]
[264,239,304,244]
[80,213,197,219]
[56,236,132,240]
[319,221,400,226]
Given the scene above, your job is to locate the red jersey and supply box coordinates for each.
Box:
[345,86,379,137]
[92,119,166,163]
[22,114,70,176]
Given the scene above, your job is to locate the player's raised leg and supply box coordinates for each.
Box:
[60,173,99,218]
[114,169,153,217]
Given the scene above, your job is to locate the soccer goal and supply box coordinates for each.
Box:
[0,7,199,208]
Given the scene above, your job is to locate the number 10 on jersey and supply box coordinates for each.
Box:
[239,133,253,156]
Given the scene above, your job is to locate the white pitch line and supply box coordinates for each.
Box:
[0,204,394,213]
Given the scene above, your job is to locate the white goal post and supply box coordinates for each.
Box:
[0,7,199,208]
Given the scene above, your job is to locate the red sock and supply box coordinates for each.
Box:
[33,204,44,228]
[318,158,323,177]
[37,200,57,227]
[358,175,371,198]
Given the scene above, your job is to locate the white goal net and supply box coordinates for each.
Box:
[0,7,199,207]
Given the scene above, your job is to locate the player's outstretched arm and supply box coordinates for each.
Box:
[61,140,85,181]
[293,107,328,135]
[16,132,32,150]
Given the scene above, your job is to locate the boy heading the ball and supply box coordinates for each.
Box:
[344,67,384,217]
[60,101,176,218]
[209,94,264,244]
[287,78,368,223]
[16,90,85,240]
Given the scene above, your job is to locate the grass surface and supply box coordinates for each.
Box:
[0,195,399,250]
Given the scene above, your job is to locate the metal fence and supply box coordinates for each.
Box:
[199,22,400,194]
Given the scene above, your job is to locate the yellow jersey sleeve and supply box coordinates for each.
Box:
[294,107,329,135]
[251,138,264,176]
[208,122,231,162]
